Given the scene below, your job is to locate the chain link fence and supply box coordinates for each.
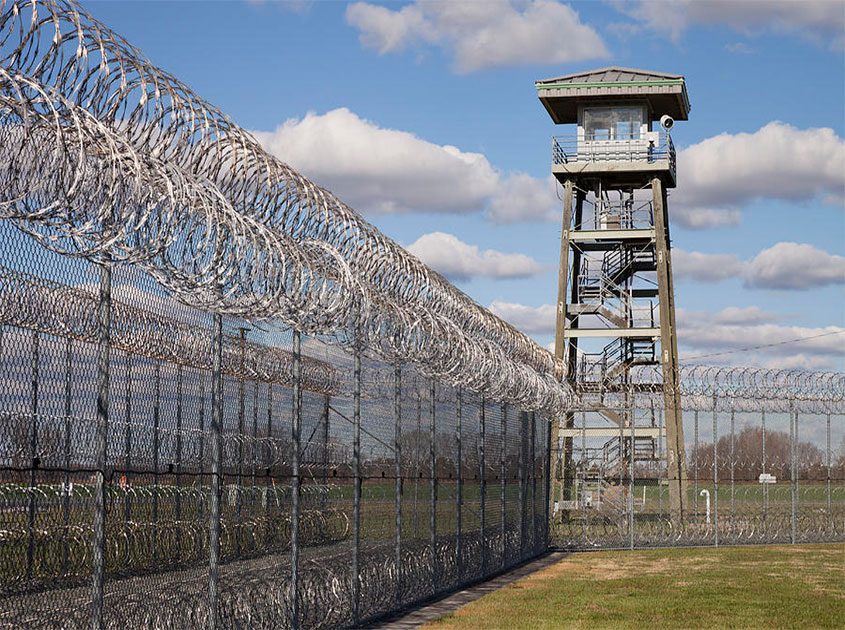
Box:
[0,1,557,628]
[0,245,550,628]
[551,372,845,549]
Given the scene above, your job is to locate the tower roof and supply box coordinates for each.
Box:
[536,66,690,124]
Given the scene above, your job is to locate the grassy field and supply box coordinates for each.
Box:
[423,544,845,630]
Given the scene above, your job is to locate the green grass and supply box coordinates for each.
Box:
[423,544,845,630]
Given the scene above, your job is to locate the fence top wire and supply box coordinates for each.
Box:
[0,0,572,415]
[579,365,845,414]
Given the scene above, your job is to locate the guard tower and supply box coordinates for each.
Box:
[537,67,689,525]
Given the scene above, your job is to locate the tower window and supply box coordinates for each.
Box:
[583,107,643,141]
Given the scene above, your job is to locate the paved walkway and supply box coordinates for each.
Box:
[363,552,569,629]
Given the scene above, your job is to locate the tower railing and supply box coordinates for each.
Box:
[589,199,654,231]
[552,130,675,169]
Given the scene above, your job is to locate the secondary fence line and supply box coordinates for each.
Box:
[551,388,844,551]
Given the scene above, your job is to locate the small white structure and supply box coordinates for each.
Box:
[699,489,711,524]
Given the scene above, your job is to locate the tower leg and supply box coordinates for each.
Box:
[652,177,686,524]
[550,180,573,525]
[552,183,586,525]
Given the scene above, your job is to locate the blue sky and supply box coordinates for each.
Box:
[86,0,845,370]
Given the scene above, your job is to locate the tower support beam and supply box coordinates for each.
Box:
[550,180,573,523]
[652,177,686,523]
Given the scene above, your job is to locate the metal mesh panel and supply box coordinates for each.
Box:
[0,1,558,627]
[551,389,845,550]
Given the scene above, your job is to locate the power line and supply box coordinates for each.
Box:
[683,329,845,361]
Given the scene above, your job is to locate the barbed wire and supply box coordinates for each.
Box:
[572,364,845,413]
[2,261,842,415]
[0,0,570,416]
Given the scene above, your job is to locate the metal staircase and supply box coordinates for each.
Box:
[574,433,660,513]
[577,336,658,392]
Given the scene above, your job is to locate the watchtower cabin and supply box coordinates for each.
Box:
[538,67,689,525]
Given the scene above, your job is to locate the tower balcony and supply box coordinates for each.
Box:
[551,130,676,188]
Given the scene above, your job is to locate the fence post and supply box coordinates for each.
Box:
[827,412,832,532]
[619,406,625,543]
[790,400,796,545]
[712,393,718,547]
[208,312,223,630]
[236,328,247,557]
[175,365,183,560]
[794,406,799,542]
[693,410,699,524]
[123,354,132,524]
[91,261,111,630]
[629,403,635,552]
[290,330,302,629]
[153,360,160,563]
[479,397,486,574]
[429,379,437,585]
[455,388,463,583]
[414,393,420,539]
[63,337,72,576]
[265,383,273,544]
[581,409,587,542]
[198,374,206,519]
[352,339,361,624]
[530,411,537,553]
[761,410,767,528]
[394,364,402,605]
[26,331,39,582]
[729,402,735,524]
[500,404,507,568]
[517,411,524,559]
[251,381,258,550]
[658,408,664,536]
[321,394,330,510]
[545,414,551,549]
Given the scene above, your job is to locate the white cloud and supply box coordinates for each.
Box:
[758,353,837,371]
[406,232,546,280]
[677,305,844,367]
[253,107,557,222]
[672,122,845,229]
[487,173,560,223]
[744,242,845,290]
[247,0,313,12]
[673,244,845,290]
[710,306,781,326]
[677,306,782,327]
[487,300,556,335]
[346,0,609,73]
[670,207,741,230]
[679,322,844,359]
[253,113,843,235]
[619,0,845,49]
[253,108,499,215]
[673,249,744,282]
[724,42,754,54]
